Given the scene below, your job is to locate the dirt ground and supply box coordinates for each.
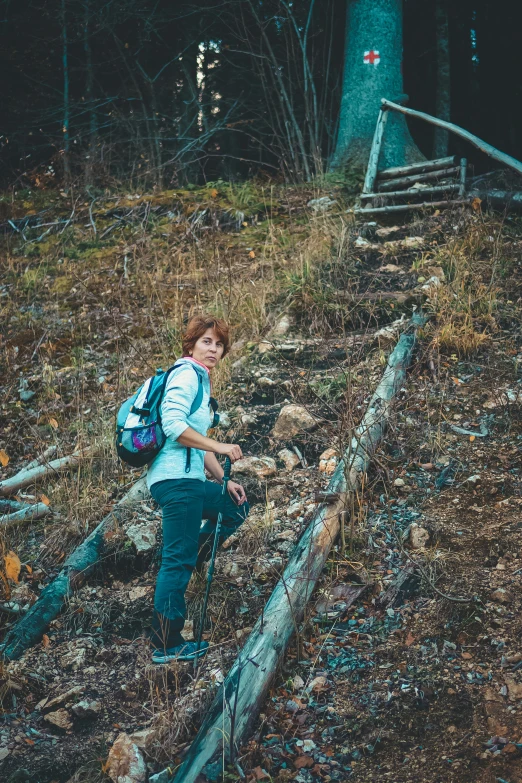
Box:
[1,187,521,783]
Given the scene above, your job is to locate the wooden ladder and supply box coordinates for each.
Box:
[356,107,467,216]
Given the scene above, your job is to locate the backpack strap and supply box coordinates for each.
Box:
[170,362,207,474]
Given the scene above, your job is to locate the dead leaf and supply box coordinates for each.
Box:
[48,417,59,429]
[470,435,475,442]
[40,494,50,506]
[252,767,269,780]
[0,449,9,467]
[25,564,33,574]
[249,250,256,258]
[5,551,21,583]
[472,197,482,212]
[294,755,314,769]
[405,632,416,647]
[42,634,50,648]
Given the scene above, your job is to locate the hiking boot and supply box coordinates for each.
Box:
[151,640,209,664]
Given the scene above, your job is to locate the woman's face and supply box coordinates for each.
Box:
[189,327,225,370]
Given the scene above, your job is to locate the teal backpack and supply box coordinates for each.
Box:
[116,363,217,469]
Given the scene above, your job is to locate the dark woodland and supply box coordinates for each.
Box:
[1,0,522,186]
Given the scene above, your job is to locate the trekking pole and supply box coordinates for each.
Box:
[194,457,232,663]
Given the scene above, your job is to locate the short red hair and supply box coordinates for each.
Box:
[182,314,230,357]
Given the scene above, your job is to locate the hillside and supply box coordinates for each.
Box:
[1,184,522,783]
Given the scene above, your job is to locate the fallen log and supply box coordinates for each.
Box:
[354,199,467,216]
[165,313,425,783]
[469,189,522,212]
[377,156,458,181]
[360,183,459,201]
[378,166,460,192]
[0,502,52,526]
[1,478,149,660]
[0,450,91,497]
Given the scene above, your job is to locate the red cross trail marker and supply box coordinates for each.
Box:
[364,50,380,66]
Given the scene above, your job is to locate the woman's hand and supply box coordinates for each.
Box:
[227,480,247,505]
[216,442,243,463]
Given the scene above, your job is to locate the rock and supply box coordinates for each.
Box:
[376,225,400,238]
[129,727,157,755]
[393,477,405,487]
[378,264,403,273]
[183,619,194,641]
[241,412,258,427]
[307,196,336,213]
[354,236,371,248]
[466,474,481,485]
[223,561,241,578]
[484,687,503,703]
[235,627,253,644]
[60,645,87,671]
[71,700,101,718]
[125,521,157,554]
[275,529,296,541]
[231,456,277,479]
[278,448,300,472]
[307,676,329,694]
[218,411,231,429]
[293,675,305,691]
[270,315,292,337]
[271,404,318,440]
[257,341,273,354]
[44,709,73,731]
[505,677,522,701]
[128,585,150,601]
[384,236,424,250]
[36,685,84,712]
[409,523,430,550]
[287,500,305,519]
[0,748,10,760]
[318,448,339,475]
[106,732,147,783]
[490,588,511,605]
[257,376,276,389]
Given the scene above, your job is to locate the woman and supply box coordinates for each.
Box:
[147,314,249,663]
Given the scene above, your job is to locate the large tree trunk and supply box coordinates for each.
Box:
[432,0,451,158]
[330,0,423,172]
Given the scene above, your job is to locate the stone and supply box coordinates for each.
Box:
[505,677,522,701]
[278,448,300,472]
[125,521,157,554]
[223,561,241,578]
[235,627,253,644]
[409,523,430,550]
[129,727,157,755]
[257,341,273,354]
[44,709,73,731]
[60,645,87,671]
[0,748,10,760]
[393,477,405,487]
[490,588,511,605]
[218,411,231,429]
[106,732,147,783]
[36,685,84,712]
[378,264,403,273]
[307,196,336,213]
[318,448,339,475]
[270,315,292,337]
[241,413,257,427]
[71,700,101,718]
[293,675,305,691]
[257,376,276,389]
[271,404,318,440]
[376,225,401,238]
[287,501,305,519]
[231,456,277,479]
[384,236,424,250]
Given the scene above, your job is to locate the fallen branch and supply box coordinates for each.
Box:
[0,450,91,497]
[354,199,468,216]
[1,478,149,660]
[469,189,522,212]
[0,502,52,526]
[166,313,425,783]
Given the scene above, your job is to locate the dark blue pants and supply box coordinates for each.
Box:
[149,478,249,648]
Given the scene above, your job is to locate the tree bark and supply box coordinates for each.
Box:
[167,315,425,783]
[60,0,71,183]
[1,478,149,661]
[433,0,451,158]
[330,0,423,172]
